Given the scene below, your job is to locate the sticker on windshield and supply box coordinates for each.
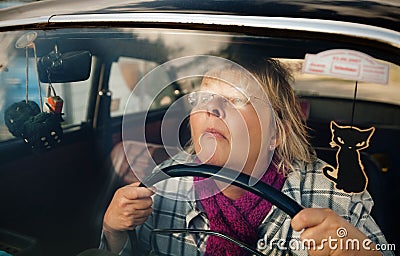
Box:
[302,49,389,84]
[322,121,375,194]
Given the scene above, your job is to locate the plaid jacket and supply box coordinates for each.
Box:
[100,153,394,256]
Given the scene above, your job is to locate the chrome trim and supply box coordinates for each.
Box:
[1,13,399,48]
[50,13,400,48]
[0,16,50,28]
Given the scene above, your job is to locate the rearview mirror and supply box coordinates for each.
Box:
[38,48,92,83]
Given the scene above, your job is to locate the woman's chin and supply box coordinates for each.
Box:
[198,152,226,166]
[196,134,228,165]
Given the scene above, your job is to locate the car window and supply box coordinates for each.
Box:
[281,58,400,126]
[109,57,178,116]
[1,27,399,139]
[288,59,400,106]
[0,36,92,142]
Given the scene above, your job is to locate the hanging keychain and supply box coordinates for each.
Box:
[4,32,41,138]
[45,83,64,114]
[5,31,64,152]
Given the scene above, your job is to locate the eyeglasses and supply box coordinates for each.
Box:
[187,91,253,109]
[187,91,267,109]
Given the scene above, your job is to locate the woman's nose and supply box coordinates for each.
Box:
[208,108,221,117]
[206,98,225,119]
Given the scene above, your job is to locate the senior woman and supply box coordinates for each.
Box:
[100,58,391,256]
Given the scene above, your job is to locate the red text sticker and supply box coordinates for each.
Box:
[303,49,389,84]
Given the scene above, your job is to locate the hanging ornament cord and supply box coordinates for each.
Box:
[32,43,43,112]
[25,47,29,103]
[46,70,56,95]
[46,81,58,112]
[46,70,55,110]
[24,40,44,112]
[350,81,358,128]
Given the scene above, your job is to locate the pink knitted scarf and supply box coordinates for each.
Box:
[194,164,285,256]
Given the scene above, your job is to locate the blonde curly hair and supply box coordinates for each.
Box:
[244,58,315,175]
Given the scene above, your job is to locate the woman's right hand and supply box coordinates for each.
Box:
[102,182,155,253]
[103,182,155,233]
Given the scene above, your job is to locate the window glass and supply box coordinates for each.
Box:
[282,58,400,106]
[1,27,399,142]
[108,29,233,116]
[0,31,91,142]
[49,78,91,127]
[109,57,178,116]
[280,58,400,125]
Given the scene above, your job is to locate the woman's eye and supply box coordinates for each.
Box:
[232,98,242,104]
[337,137,344,144]
[230,97,245,106]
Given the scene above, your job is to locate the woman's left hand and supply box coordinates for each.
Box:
[291,208,382,256]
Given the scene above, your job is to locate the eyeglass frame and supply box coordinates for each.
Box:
[187,90,268,109]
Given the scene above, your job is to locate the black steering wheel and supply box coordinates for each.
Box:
[138,164,304,255]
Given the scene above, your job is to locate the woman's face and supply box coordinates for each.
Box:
[189,74,275,175]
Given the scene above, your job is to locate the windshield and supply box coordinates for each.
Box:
[0,22,399,256]
[1,28,399,143]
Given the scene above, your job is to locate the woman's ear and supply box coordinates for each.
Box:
[274,137,280,148]
[269,136,280,150]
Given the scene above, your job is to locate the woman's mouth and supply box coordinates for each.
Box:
[204,128,226,140]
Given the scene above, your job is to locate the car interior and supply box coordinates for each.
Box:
[0,27,398,255]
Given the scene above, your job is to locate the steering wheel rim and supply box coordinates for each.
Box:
[140,163,304,218]
[137,164,304,255]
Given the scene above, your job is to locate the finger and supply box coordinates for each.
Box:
[300,224,332,243]
[121,200,153,214]
[291,208,332,231]
[130,208,153,219]
[132,215,151,227]
[120,213,152,227]
[122,212,152,229]
[123,184,155,200]
[291,223,334,256]
[131,197,153,210]
[127,181,156,191]
[127,181,157,193]
[299,226,345,256]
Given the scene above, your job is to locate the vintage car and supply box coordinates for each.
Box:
[0,0,398,255]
